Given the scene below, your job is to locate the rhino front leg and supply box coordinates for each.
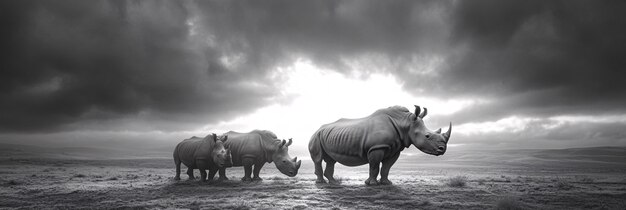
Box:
[365,149,385,186]
[324,159,339,185]
[197,159,209,182]
[207,168,218,182]
[218,167,229,181]
[241,157,254,182]
[314,161,326,184]
[252,162,265,181]
[186,167,195,180]
[379,152,400,185]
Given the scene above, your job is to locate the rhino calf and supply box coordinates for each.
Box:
[218,130,301,182]
[309,105,452,185]
[173,133,232,182]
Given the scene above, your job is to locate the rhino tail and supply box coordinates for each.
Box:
[308,132,323,163]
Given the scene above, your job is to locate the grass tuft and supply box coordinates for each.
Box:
[495,196,526,210]
[447,176,468,188]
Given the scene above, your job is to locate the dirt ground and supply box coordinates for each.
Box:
[1,155,625,210]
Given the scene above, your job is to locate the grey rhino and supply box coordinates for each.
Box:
[173,133,232,182]
[309,105,451,185]
[218,130,302,182]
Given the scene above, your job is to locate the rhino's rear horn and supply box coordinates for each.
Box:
[435,128,442,134]
[292,157,297,162]
[443,122,452,141]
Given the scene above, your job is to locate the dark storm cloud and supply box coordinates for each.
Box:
[2,0,625,135]
[0,0,281,132]
[438,0,626,123]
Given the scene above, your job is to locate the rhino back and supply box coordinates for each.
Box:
[224,132,268,166]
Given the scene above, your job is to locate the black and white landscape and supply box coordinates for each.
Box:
[1,1,626,209]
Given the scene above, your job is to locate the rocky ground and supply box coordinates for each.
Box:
[1,154,625,209]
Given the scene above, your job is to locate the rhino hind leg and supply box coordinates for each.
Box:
[241,157,254,182]
[174,158,181,181]
[252,162,265,181]
[324,159,339,185]
[365,149,385,186]
[186,167,195,180]
[314,161,326,184]
[379,152,400,185]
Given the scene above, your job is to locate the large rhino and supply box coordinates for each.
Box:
[218,130,301,182]
[173,133,232,182]
[309,105,452,185]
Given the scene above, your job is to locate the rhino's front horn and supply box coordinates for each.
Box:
[443,122,452,141]
[296,159,302,169]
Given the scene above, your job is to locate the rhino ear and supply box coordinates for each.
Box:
[212,133,218,142]
[413,105,420,121]
[279,139,287,148]
[286,138,293,147]
[221,135,228,142]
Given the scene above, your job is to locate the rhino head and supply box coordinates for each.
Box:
[211,133,232,168]
[408,105,452,156]
[272,138,301,177]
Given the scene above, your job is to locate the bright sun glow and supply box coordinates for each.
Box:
[202,59,480,153]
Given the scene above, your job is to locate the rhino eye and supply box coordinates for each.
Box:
[425,134,430,138]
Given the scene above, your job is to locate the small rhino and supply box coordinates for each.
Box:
[218,130,301,182]
[173,133,232,182]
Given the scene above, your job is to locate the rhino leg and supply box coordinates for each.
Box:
[218,168,229,181]
[186,167,195,180]
[174,158,181,181]
[241,157,254,182]
[197,159,209,182]
[324,159,339,185]
[252,162,265,181]
[365,149,385,186]
[207,168,218,182]
[379,152,400,185]
[314,161,326,184]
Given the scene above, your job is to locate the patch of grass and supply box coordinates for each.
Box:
[555,178,573,190]
[447,176,468,188]
[5,180,22,186]
[477,178,486,185]
[73,174,87,178]
[495,196,526,210]
[579,176,594,183]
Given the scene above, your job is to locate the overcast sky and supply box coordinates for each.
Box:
[2,0,626,154]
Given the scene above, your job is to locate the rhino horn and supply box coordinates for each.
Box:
[435,128,442,134]
[286,138,293,147]
[296,159,302,169]
[413,105,420,120]
[419,107,428,118]
[443,122,452,141]
[292,157,297,162]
